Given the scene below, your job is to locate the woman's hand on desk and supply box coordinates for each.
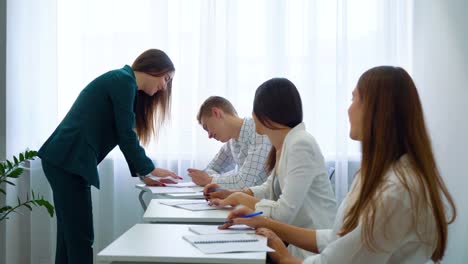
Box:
[209,192,259,209]
[143,176,167,186]
[150,168,183,184]
[203,183,233,200]
[256,228,300,264]
[218,207,265,229]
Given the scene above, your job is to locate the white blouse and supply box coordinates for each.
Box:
[305,156,437,264]
[250,123,337,258]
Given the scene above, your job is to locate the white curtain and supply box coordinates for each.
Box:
[5,0,412,263]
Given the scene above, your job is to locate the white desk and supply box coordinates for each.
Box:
[97,223,267,264]
[136,184,205,211]
[143,199,233,224]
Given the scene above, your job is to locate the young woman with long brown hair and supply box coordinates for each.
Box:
[220,66,457,263]
[38,49,182,264]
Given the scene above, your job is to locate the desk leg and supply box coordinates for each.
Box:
[138,190,147,211]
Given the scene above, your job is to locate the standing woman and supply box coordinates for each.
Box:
[38,49,182,264]
[222,66,457,264]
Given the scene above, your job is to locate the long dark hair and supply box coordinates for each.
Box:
[132,49,175,145]
[338,66,456,262]
[253,78,303,173]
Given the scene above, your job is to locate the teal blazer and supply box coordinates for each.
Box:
[39,65,155,188]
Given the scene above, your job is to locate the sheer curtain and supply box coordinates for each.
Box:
[5,0,412,263]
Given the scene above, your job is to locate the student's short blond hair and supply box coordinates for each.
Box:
[197,96,238,124]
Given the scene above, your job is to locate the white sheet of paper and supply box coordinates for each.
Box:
[159,200,207,206]
[164,181,198,188]
[165,192,205,199]
[183,234,273,254]
[189,225,255,235]
[175,202,229,211]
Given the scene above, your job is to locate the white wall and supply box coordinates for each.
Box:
[0,0,6,263]
[413,0,468,262]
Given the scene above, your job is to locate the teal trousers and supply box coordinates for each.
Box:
[42,160,94,264]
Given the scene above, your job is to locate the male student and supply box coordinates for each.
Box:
[187,96,271,189]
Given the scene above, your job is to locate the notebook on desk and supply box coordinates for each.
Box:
[189,225,255,235]
[165,192,205,199]
[183,234,273,254]
[158,200,231,211]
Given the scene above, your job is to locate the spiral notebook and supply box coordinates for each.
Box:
[189,225,255,235]
[166,192,205,199]
[183,234,273,254]
[159,200,230,211]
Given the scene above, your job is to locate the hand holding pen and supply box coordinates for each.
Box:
[203,183,233,200]
[218,207,266,229]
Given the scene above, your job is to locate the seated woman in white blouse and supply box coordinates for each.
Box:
[204,78,337,258]
[219,66,457,264]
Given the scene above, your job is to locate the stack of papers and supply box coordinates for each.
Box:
[183,234,273,254]
[165,192,205,199]
[158,200,231,211]
[189,225,255,235]
[164,181,198,188]
[148,176,198,188]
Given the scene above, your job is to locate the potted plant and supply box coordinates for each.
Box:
[0,150,54,221]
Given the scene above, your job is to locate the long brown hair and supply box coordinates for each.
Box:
[339,66,456,262]
[253,78,303,173]
[132,49,175,145]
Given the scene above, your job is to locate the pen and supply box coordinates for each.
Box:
[240,211,263,218]
[223,211,263,224]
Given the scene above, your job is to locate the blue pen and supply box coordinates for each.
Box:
[223,211,263,224]
[240,211,263,218]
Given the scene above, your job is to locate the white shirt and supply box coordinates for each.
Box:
[250,123,337,258]
[205,118,272,189]
[306,156,437,264]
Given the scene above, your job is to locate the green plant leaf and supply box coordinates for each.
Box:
[25,150,38,160]
[0,206,12,213]
[0,150,51,221]
[7,168,23,178]
[35,198,55,217]
[5,180,15,186]
[6,160,13,170]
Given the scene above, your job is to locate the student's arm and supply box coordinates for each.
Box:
[108,74,154,176]
[204,142,236,176]
[249,172,274,200]
[255,138,321,222]
[303,190,415,263]
[225,209,320,253]
[211,134,271,189]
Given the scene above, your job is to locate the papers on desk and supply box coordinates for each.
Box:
[183,234,273,254]
[165,181,198,187]
[147,176,199,188]
[165,192,205,199]
[189,225,255,235]
[136,184,204,194]
[159,200,231,211]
